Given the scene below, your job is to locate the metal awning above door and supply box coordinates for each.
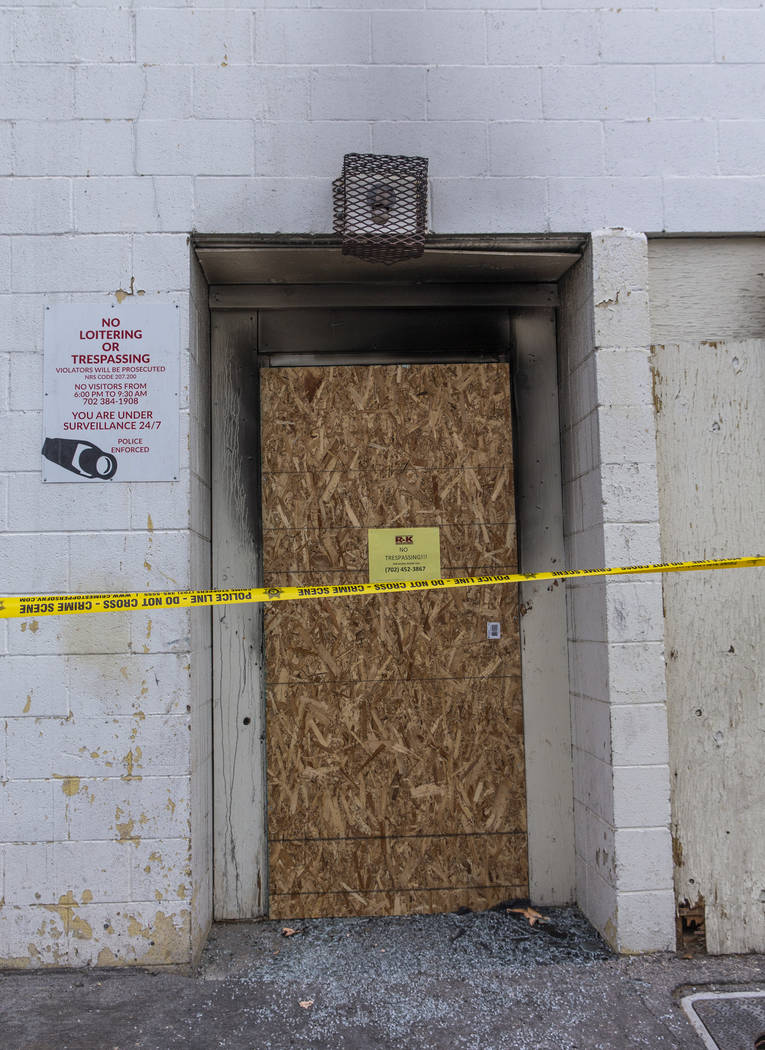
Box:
[194,234,584,291]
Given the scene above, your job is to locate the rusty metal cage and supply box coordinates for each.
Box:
[333,153,429,265]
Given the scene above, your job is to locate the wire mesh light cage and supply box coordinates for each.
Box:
[333,153,429,265]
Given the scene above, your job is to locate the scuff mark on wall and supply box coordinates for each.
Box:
[43,892,93,941]
[124,910,191,965]
[114,277,146,303]
[114,806,138,843]
[55,775,81,797]
[122,747,143,779]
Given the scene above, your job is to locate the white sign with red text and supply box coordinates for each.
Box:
[43,303,180,483]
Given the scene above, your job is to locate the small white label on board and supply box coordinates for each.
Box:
[487,622,501,640]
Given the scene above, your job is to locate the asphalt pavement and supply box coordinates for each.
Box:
[1,905,764,1049]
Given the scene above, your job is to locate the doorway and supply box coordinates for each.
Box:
[204,241,576,922]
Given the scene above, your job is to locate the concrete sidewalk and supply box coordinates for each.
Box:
[1,907,764,1049]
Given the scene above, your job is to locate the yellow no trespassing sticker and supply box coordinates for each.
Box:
[1,556,763,620]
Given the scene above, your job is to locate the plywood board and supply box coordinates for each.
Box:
[261,363,526,918]
[263,523,517,575]
[270,884,529,920]
[264,587,521,683]
[261,467,514,530]
[260,363,514,473]
[270,834,527,896]
[266,677,525,841]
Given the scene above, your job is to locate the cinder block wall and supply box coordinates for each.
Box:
[2,0,764,966]
[558,230,674,952]
[3,3,763,235]
[0,257,211,966]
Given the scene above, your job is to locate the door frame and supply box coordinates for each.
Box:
[209,280,575,920]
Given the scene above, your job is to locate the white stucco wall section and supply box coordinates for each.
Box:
[558,230,674,953]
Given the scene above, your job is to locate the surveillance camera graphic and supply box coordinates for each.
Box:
[42,437,118,480]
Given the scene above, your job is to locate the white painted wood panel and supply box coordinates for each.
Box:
[211,312,268,919]
[513,308,576,905]
[653,337,765,953]
[648,238,765,344]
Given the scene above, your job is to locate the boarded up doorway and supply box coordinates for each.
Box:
[260,362,527,919]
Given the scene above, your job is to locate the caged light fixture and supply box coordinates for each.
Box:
[333,153,429,265]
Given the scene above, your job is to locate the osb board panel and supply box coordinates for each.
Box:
[263,523,517,574]
[261,467,514,531]
[270,885,527,920]
[262,362,525,918]
[270,833,527,896]
[264,586,520,684]
[266,676,525,840]
[265,568,516,585]
[260,363,513,473]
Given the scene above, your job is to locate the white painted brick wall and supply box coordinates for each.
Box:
[12,8,134,64]
[314,66,427,121]
[374,12,486,64]
[559,231,673,952]
[490,122,603,177]
[490,12,600,65]
[718,122,765,175]
[73,179,195,235]
[611,705,670,766]
[0,65,73,120]
[432,177,547,232]
[136,120,255,177]
[715,10,765,63]
[600,11,713,64]
[613,829,673,891]
[604,121,718,178]
[13,122,135,177]
[0,241,209,966]
[543,66,654,121]
[664,178,765,232]
[137,11,250,66]
[255,122,373,177]
[428,66,540,121]
[194,67,309,122]
[12,237,132,293]
[0,123,10,176]
[376,121,488,176]
[0,179,72,235]
[258,12,369,65]
[656,65,765,121]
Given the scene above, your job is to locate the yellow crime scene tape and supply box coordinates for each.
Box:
[0,556,763,620]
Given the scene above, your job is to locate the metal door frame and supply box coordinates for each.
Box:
[210,286,574,919]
